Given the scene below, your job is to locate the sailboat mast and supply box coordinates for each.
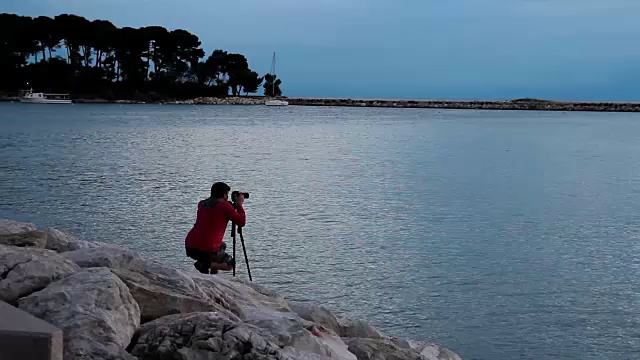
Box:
[272,52,276,97]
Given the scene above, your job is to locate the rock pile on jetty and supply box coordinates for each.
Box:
[0,219,462,360]
[166,97,264,105]
[286,98,640,112]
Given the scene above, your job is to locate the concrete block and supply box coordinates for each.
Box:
[0,300,62,360]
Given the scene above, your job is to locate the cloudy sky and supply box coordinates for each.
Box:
[3,0,639,100]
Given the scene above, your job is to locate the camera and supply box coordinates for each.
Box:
[231,191,249,202]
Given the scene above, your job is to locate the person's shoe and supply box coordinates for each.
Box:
[194,262,208,274]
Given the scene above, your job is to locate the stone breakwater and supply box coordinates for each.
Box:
[0,219,463,360]
[165,97,265,105]
[287,98,640,112]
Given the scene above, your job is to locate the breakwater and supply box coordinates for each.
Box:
[286,98,640,112]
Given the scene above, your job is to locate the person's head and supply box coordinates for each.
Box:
[211,182,231,200]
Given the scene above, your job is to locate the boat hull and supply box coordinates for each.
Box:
[265,100,289,106]
[20,98,72,104]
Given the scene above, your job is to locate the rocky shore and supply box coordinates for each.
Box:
[0,219,462,360]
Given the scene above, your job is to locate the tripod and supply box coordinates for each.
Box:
[231,204,252,281]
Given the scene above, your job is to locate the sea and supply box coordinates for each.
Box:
[1,103,639,360]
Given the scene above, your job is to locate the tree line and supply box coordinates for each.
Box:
[0,13,283,101]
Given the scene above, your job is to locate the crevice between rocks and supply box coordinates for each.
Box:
[0,259,32,280]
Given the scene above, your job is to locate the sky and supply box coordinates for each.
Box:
[2,0,640,101]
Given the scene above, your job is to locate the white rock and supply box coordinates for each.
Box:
[62,247,241,322]
[130,312,282,360]
[62,246,143,269]
[344,338,462,360]
[19,267,141,360]
[337,317,384,339]
[344,338,423,360]
[407,340,463,360]
[289,302,340,330]
[130,311,354,360]
[42,228,100,253]
[0,245,79,303]
[243,307,355,360]
[289,302,382,339]
[0,219,36,235]
[193,274,292,317]
[111,262,240,323]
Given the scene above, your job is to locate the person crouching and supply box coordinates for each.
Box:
[185,182,246,274]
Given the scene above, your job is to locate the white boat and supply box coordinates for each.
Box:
[265,99,289,106]
[20,88,72,104]
[264,52,288,106]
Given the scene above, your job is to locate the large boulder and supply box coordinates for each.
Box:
[344,338,462,360]
[344,338,423,360]
[405,340,462,360]
[18,267,141,360]
[193,274,292,317]
[0,245,79,304]
[289,302,383,340]
[0,219,36,235]
[289,302,342,335]
[42,228,100,253]
[111,263,240,323]
[337,317,384,339]
[129,312,283,360]
[125,270,356,359]
[0,230,47,248]
[242,307,355,360]
[62,246,242,323]
[130,311,355,360]
[62,246,142,269]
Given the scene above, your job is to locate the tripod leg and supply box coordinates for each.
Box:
[232,225,236,277]
[239,231,252,282]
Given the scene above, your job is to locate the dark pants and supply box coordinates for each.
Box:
[186,242,235,274]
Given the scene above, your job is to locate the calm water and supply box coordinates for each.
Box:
[2,103,640,360]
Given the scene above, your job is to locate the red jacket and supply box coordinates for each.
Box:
[185,198,246,252]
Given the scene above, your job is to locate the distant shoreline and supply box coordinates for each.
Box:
[286,97,640,112]
[3,96,640,112]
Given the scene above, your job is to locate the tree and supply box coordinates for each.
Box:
[115,27,147,84]
[140,26,169,80]
[92,20,117,68]
[39,17,63,60]
[263,73,282,96]
[32,16,52,61]
[0,14,36,89]
[203,50,228,85]
[54,14,96,70]
[225,53,249,96]
[171,29,204,68]
[237,70,263,95]
[0,12,264,100]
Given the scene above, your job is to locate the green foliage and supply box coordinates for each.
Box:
[0,12,280,100]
